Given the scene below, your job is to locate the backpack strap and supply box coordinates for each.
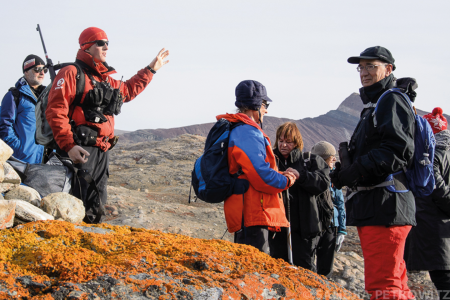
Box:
[373,88,415,127]
[8,87,20,108]
[303,151,311,170]
[62,62,85,120]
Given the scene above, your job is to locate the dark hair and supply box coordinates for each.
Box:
[274,122,304,150]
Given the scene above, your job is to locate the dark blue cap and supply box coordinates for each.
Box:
[235,80,272,111]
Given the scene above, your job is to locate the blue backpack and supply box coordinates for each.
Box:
[190,118,249,203]
[373,88,436,198]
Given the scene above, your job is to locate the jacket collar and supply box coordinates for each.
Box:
[76,49,117,80]
[359,74,395,105]
[273,147,301,164]
[216,113,270,141]
[15,77,44,101]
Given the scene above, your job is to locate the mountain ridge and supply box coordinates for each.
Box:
[118,93,449,151]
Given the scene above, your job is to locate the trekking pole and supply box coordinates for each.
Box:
[286,188,294,265]
[36,24,56,81]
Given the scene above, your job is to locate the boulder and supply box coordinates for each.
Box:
[41,193,85,223]
[0,201,15,229]
[0,140,13,165]
[3,163,21,184]
[0,164,5,182]
[0,183,18,193]
[5,186,41,206]
[13,200,54,222]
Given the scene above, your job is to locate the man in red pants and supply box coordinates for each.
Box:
[331,46,416,300]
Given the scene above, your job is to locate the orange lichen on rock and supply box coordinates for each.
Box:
[0,220,361,299]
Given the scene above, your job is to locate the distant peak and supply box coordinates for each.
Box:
[336,93,363,118]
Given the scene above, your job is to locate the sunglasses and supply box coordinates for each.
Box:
[32,67,48,74]
[262,102,270,109]
[82,40,109,47]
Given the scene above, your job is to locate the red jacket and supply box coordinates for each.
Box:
[47,50,153,152]
[217,113,290,233]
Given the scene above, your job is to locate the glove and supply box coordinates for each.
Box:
[330,162,343,189]
[335,233,346,252]
[337,162,362,188]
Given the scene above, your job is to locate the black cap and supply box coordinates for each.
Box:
[348,46,396,71]
[23,54,45,73]
[235,80,272,111]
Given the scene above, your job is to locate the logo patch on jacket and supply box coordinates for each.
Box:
[55,78,65,90]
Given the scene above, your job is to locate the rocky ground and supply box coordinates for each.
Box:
[104,134,439,300]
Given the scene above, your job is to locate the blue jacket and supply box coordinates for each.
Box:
[0,77,44,164]
[331,183,347,234]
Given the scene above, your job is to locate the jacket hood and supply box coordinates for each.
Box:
[359,74,395,105]
[76,49,117,80]
[435,130,450,151]
[395,77,418,102]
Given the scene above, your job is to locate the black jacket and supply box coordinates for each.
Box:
[345,74,416,227]
[273,148,330,237]
[405,130,450,271]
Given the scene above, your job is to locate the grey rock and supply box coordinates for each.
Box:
[5,185,41,203]
[195,287,223,300]
[335,278,347,288]
[0,201,15,229]
[128,273,153,280]
[12,200,54,222]
[261,288,278,299]
[2,163,21,184]
[0,140,13,165]
[270,273,280,279]
[74,226,113,235]
[41,192,85,223]
[342,266,353,279]
[346,251,364,261]
[0,183,18,193]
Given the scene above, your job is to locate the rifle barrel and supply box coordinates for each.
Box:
[36,24,56,81]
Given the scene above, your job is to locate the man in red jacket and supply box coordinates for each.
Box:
[47,27,169,221]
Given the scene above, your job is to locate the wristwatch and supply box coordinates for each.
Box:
[146,66,156,74]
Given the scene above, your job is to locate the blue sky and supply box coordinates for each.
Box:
[2,1,448,131]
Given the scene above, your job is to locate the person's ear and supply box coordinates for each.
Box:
[385,64,393,76]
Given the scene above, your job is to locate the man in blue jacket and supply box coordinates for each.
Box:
[0,55,46,163]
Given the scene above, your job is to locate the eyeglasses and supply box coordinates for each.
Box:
[32,67,48,74]
[82,40,109,47]
[356,64,388,72]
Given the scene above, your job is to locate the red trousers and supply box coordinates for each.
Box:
[358,225,415,300]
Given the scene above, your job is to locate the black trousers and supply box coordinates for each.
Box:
[234,226,270,255]
[57,145,109,207]
[269,228,320,271]
[269,227,336,275]
[316,227,337,277]
[429,270,450,300]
